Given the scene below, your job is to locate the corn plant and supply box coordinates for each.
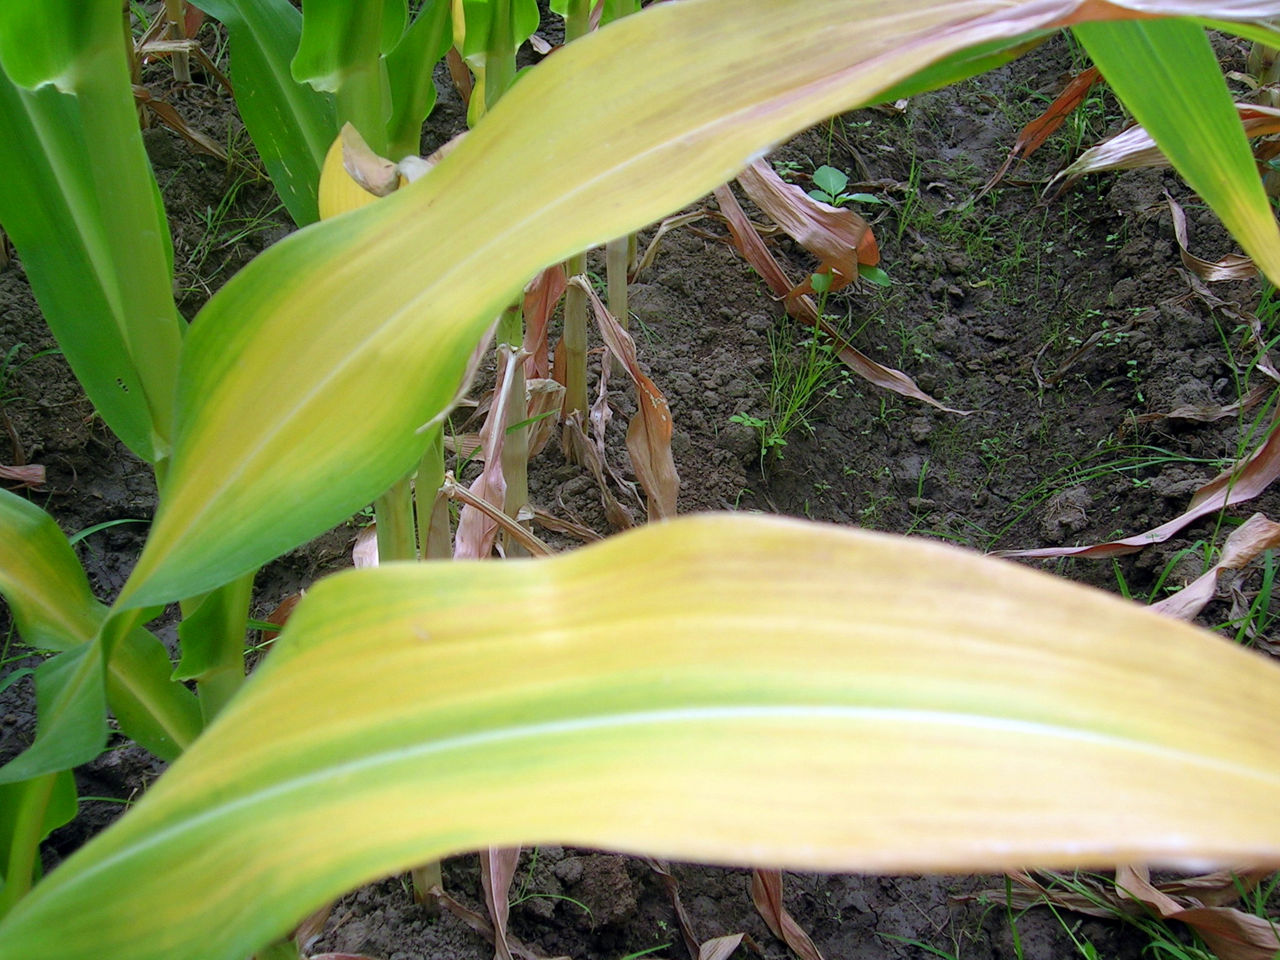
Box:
[3,2,1280,959]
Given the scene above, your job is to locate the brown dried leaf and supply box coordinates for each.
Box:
[1134,383,1272,426]
[481,846,522,960]
[523,265,567,379]
[428,886,565,960]
[1116,865,1280,960]
[455,346,521,559]
[1051,103,1280,193]
[643,858,703,960]
[1166,193,1258,282]
[529,505,603,542]
[713,185,969,415]
[1000,411,1280,559]
[256,592,303,651]
[1150,512,1280,621]
[561,414,635,531]
[339,123,401,197]
[736,159,879,295]
[525,378,565,458]
[0,463,44,488]
[699,934,744,960]
[980,67,1101,198]
[571,277,679,520]
[292,899,334,954]
[749,869,825,960]
[631,212,709,282]
[132,86,228,161]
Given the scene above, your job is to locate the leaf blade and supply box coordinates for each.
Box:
[7,515,1280,960]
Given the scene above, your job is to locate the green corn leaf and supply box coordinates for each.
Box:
[118,0,1280,610]
[195,0,334,225]
[7,515,1280,960]
[0,490,103,652]
[1075,19,1280,283]
[0,643,106,785]
[0,491,198,763]
[0,7,183,463]
[381,0,410,53]
[0,771,77,916]
[385,0,453,157]
[293,0,390,153]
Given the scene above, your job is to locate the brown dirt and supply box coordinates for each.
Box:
[2,22,1278,960]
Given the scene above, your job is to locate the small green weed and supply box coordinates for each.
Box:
[731,307,850,462]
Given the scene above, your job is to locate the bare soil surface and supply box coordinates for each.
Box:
[2,26,1277,960]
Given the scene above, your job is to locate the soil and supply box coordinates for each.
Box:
[2,19,1278,960]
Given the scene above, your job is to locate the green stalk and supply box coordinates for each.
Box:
[563,253,590,418]
[414,426,451,560]
[374,474,417,562]
[0,774,57,919]
[560,0,594,420]
[564,0,591,42]
[162,0,191,84]
[606,235,629,330]
[336,64,390,156]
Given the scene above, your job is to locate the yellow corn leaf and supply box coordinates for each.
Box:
[118,0,1280,607]
[5,515,1280,960]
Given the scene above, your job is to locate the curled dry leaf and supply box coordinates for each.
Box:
[1115,865,1280,960]
[713,185,969,414]
[0,463,44,488]
[455,346,521,559]
[481,846,522,960]
[1150,512,1280,621]
[351,523,379,569]
[525,378,565,458]
[699,934,745,960]
[1001,410,1280,559]
[1133,382,1272,426]
[132,85,228,161]
[735,159,879,296]
[522,265,567,379]
[979,67,1102,198]
[428,885,564,960]
[1051,103,1280,195]
[570,277,679,520]
[530,505,602,542]
[749,869,825,960]
[643,858,705,960]
[560,415,635,531]
[1166,193,1258,282]
[446,379,564,462]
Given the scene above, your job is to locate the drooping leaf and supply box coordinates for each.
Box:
[8,515,1280,960]
[115,2,1280,603]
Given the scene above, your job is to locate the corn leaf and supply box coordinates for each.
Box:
[195,0,334,225]
[385,0,453,157]
[0,491,198,763]
[1074,19,1280,282]
[0,5,183,463]
[0,643,105,785]
[7,515,1280,959]
[0,491,102,652]
[117,0,1280,609]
